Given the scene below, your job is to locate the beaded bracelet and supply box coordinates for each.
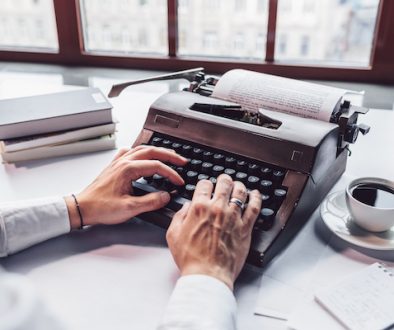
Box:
[71,194,84,230]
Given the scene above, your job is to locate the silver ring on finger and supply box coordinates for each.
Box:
[229,197,245,212]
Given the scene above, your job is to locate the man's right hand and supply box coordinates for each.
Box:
[166,174,262,290]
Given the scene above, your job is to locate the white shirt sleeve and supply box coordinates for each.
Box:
[158,275,237,330]
[0,197,70,257]
[0,270,66,330]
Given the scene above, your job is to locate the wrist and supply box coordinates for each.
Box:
[180,264,235,291]
[64,196,83,230]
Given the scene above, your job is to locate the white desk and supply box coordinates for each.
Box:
[0,68,393,330]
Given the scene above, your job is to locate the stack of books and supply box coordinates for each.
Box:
[0,88,116,163]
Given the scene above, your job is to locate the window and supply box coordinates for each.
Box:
[275,0,380,66]
[177,0,268,59]
[0,0,58,51]
[300,35,310,56]
[0,0,393,84]
[79,0,168,55]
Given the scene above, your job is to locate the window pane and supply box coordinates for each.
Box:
[275,0,380,66]
[178,0,268,59]
[0,0,58,51]
[80,0,168,55]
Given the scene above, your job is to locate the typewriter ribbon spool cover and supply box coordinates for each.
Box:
[110,68,369,267]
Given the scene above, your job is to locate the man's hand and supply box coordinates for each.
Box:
[166,174,262,290]
[65,146,187,229]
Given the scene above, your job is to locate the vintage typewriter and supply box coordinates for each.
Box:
[108,68,370,267]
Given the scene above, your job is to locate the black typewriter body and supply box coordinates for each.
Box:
[131,91,351,267]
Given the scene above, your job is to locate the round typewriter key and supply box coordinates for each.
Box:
[190,159,202,171]
[181,145,192,156]
[225,157,236,168]
[201,162,214,174]
[236,160,247,172]
[162,139,172,148]
[213,153,225,165]
[203,151,214,162]
[260,167,272,179]
[248,163,260,175]
[247,176,260,190]
[186,170,198,184]
[152,174,164,187]
[273,188,287,204]
[261,194,271,203]
[175,166,185,176]
[198,174,209,181]
[273,170,285,184]
[171,143,182,153]
[260,180,273,193]
[258,208,275,231]
[235,172,248,184]
[192,148,203,158]
[212,165,225,176]
[209,177,217,185]
[151,137,163,146]
[224,168,236,179]
[184,184,196,199]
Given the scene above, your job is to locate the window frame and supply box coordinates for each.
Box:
[0,0,393,84]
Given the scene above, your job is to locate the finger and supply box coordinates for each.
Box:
[166,202,190,246]
[193,179,213,203]
[113,147,130,161]
[129,191,171,215]
[212,174,233,203]
[125,160,185,185]
[174,201,191,221]
[242,190,262,231]
[126,146,187,166]
[167,202,191,242]
[228,181,247,215]
[118,144,152,159]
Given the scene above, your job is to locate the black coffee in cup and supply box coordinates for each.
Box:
[351,183,394,209]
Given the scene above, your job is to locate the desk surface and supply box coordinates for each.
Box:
[0,64,393,330]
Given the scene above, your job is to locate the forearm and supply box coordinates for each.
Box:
[158,275,237,330]
[0,197,70,257]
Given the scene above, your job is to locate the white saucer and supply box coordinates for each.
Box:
[320,190,394,250]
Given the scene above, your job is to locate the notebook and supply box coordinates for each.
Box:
[315,263,394,330]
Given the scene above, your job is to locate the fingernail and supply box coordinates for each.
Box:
[160,191,170,203]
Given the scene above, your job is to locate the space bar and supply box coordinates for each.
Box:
[132,181,188,212]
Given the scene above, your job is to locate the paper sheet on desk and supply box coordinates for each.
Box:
[286,248,394,330]
[27,245,179,330]
[254,210,329,320]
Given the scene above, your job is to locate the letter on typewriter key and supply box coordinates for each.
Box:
[260,167,272,180]
[202,151,214,162]
[181,145,192,156]
[225,157,236,168]
[185,170,198,184]
[212,165,225,177]
[162,139,172,148]
[272,170,285,184]
[224,168,236,179]
[151,137,163,146]
[201,162,214,174]
[248,163,260,175]
[184,184,196,199]
[260,180,273,193]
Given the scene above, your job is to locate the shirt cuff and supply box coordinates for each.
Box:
[0,197,70,257]
[158,274,237,330]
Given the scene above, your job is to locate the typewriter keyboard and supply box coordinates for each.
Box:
[132,133,289,231]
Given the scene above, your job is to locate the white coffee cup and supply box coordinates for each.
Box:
[345,177,394,232]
